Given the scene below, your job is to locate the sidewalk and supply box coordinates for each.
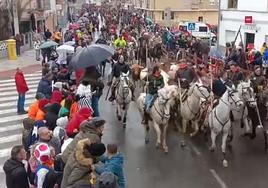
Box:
[0,49,42,79]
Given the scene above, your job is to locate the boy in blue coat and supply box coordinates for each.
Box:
[95,144,125,188]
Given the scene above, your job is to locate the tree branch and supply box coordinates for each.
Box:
[17,0,33,21]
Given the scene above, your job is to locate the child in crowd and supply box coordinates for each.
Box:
[95,144,125,188]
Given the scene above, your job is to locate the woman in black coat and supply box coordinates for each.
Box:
[45,103,61,131]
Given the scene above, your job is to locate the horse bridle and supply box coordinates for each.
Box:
[241,86,256,104]
[153,96,170,120]
[118,77,130,100]
[228,90,243,107]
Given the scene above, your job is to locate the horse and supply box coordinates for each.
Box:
[232,80,257,136]
[115,72,132,128]
[137,85,179,153]
[209,88,243,167]
[149,43,163,63]
[179,82,211,143]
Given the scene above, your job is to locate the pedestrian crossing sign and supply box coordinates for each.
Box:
[188,22,196,31]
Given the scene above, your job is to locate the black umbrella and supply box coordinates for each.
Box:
[70,44,115,70]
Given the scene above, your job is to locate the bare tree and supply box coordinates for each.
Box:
[0,0,13,40]
[16,0,34,22]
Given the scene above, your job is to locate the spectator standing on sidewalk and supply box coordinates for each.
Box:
[34,37,41,61]
[3,145,29,188]
[15,68,29,114]
[15,34,23,56]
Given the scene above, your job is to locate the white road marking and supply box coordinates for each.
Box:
[0,124,22,133]
[0,89,36,97]
[0,84,37,92]
[210,169,228,188]
[0,107,29,115]
[0,76,41,84]
[0,134,22,144]
[0,114,28,123]
[0,93,35,102]
[0,148,11,158]
[0,165,3,173]
[0,80,39,87]
[190,143,201,156]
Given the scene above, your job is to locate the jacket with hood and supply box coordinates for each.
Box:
[15,71,29,94]
[61,119,101,164]
[37,77,52,99]
[45,103,61,131]
[35,99,49,121]
[3,158,29,188]
[66,107,93,137]
[61,139,94,188]
[28,100,39,120]
[96,153,125,188]
[50,90,63,104]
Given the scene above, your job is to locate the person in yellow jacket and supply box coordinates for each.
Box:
[260,42,267,55]
[114,35,127,49]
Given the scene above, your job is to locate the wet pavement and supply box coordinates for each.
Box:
[100,72,268,188]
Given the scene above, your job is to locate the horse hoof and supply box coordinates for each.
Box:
[190,133,195,137]
[180,140,186,147]
[156,143,161,149]
[209,147,215,152]
[123,123,126,129]
[117,116,122,121]
[223,159,228,168]
[145,138,149,144]
[164,149,168,154]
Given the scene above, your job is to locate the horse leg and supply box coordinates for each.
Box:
[117,105,122,121]
[153,121,161,149]
[190,121,199,137]
[162,124,169,154]
[209,130,217,152]
[243,117,251,134]
[180,119,187,147]
[221,130,229,167]
[123,106,127,128]
[144,123,150,144]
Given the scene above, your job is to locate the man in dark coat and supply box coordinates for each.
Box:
[15,68,29,114]
[61,117,105,164]
[37,72,53,99]
[45,103,62,131]
[3,145,29,188]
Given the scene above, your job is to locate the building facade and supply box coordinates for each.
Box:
[219,0,268,50]
[133,0,219,26]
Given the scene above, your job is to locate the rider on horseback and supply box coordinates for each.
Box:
[108,55,135,102]
[142,66,164,124]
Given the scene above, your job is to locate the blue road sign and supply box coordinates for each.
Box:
[188,22,196,31]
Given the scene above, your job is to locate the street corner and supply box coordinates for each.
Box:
[0,64,42,79]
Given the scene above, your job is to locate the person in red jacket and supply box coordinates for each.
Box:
[15,68,29,114]
[66,107,93,138]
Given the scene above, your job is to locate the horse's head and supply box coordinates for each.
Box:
[237,80,257,107]
[192,82,211,101]
[120,71,130,89]
[158,85,179,105]
[227,88,244,110]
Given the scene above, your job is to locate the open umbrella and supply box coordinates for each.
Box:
[70,44,115,70]
[40,40,58,49]
[56,45,75,53]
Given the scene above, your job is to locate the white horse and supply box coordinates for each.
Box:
[209,88,243,167]
[232,80,257,135]
[115,72,132,128]
[137,85,179,153]
[180,82,211,140]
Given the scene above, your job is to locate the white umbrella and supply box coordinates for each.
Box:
[56,45,75,53]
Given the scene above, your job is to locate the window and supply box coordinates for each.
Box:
[225,30,236,43]
[199,26,208,32]
[198,16,203,22]
[162,12,164,20]
[171,11,175,20]
[265,35,268,44]
[228,0,238,9]
[209,0,215,5]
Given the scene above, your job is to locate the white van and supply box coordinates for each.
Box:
[178,22,217,43]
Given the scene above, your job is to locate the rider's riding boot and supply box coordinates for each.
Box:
[108,87,116,102]
[141,111,149,124]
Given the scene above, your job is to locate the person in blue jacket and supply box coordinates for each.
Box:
[95,144,125,188]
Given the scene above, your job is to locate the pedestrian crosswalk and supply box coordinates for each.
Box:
[0,71,41,179]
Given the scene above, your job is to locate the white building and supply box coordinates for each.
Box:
[219,0,268,50]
